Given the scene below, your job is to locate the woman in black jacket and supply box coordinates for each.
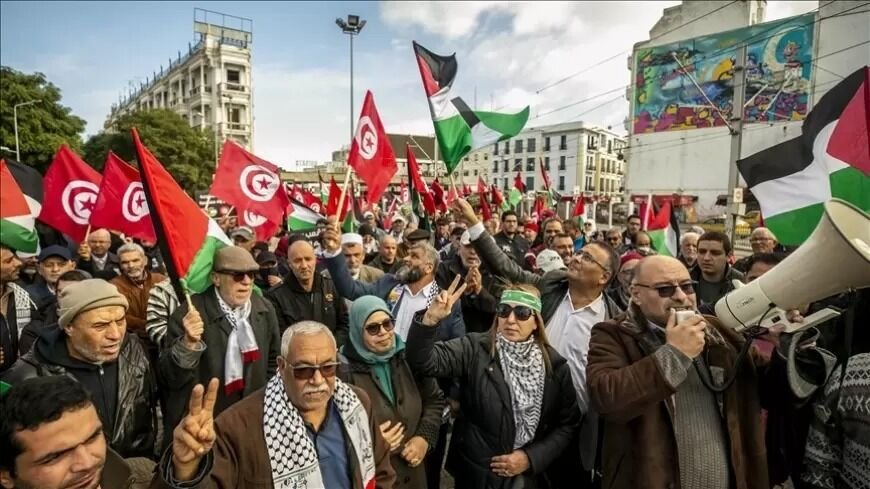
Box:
[339,295,446,489]
[406,280,581,489]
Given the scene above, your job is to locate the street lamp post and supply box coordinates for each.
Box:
[335,15,366,145]
[13,100,41,161]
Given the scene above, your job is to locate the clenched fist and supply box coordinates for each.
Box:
[77,242,91,261]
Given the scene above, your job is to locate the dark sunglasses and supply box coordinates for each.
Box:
[291,362,339,380]
[496,303,534,321]
[216,270,256,282]
[634,281,696,298]
[364,319,395,336]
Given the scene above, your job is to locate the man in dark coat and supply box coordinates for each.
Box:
[368,235,401,274]
[25,245,75,313]
[75,228,121,280]
[265,238,349,344]
[158,246,280,445]
[493,210,530,269]
[1,279,159,459]
[435,231,500,333]
[0,244,42,372]
[691,231,744,308]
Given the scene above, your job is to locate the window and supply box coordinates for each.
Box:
[463,170,470,177]
[227,69,241,84]
[587,136,598,150]
[558,176,565,191]
[504,141,510,154]
[483,153,489,160]
[474,169,479,176]
[503,160,508,172]
[526,158,535,171]
[559,135,567,150]
[514,159,522,171]
[543,137,551,151]
[559,156,566,170]
[598,178,604,190]
[515,140,523,153]
[493,161,499,173]
[608,139,613,153]
[585,176,593,190]
[544,157,550,170]
[525,176,534,190]
[503,178,509,190]
[527,138,536,153]
[586,156,594,170]
[494,143,499,155]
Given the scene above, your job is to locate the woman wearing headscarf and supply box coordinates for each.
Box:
[339,295,446,489]
[405,281,580,489]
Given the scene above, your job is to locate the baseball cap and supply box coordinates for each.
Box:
[460,231,471,246]
[231,226,255,242]
[536,249,566,273]
[38,245,72,262]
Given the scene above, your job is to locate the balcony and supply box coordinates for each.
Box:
[225,122,250,133]
[221,82,249,95]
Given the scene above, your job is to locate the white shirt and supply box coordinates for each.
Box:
[546,292,607,413]
[92,253,108,271]
[393,281,437,340]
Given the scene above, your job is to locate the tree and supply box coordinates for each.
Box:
[83,109,217,195]
[0,66,86,172]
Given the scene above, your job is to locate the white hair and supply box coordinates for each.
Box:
[751,227,777,240]
[280,321,336,358]
[680,232,699,245]
[117,243,145,257]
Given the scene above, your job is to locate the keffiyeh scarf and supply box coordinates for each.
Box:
[263,375,376,488]
[215,290,259,395]
[497,332,546,448]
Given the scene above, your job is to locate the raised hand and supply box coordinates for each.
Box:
[422,275,467,327]
[321,216,341,253]
[465,265,482,295]
[665,309,706,359]
[172,378,219,481]
[379,420,406,453]
[182,307,205,350]
[452,199,479,226]
[77,241,91,261]
[400,436,429,467]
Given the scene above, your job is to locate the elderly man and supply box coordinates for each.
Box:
[369,235,401,275]
[26,245,75,311]
[155,322,396,489]
[389,215,406,242]
[342,233,384,284]
[76,228,120,280]
[266,238,349,344]
[691,231,744,306]
[111,243,167,362]
[586,255,780,489]
[0,245,41,373]
[38,269,92,332]
[435,231,498,333]
[678,232,700,269]
[604,227,623,250]
[493,211,529,267]
[734,227,780,273]
[159,246,281,443]
[230,226,256,254]
[1,279,158,459]
[454,199,621,486]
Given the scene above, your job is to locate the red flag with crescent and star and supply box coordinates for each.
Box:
[89,152,156,242]
[39,144,102,242]
[238,208,280,242]
[209,140,290,227]
[347,90,397,202]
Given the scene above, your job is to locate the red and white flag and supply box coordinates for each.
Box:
[90,152,156,242]
[209,140,290,226]
[239,208,280,242]
[348,90,397,201]
[39,145,101,241]
[325,177,351,220]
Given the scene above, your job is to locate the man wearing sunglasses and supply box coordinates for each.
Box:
[453,198,621,487]
[587,255,776,489]
[160,246,281,445]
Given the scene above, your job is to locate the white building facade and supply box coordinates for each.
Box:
[105,10,254,152]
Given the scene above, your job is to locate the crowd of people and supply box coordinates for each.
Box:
[1,198,867,489]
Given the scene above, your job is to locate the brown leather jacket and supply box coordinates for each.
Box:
[586,311,771,489]
[111,271,166,342]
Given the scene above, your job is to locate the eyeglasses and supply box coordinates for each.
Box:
[291,362,340,380]
[216,270,256,282]
[633,281,695,298]
[579,251,609,273]
[749,238,772,243]
[607,236,621,242]
[496,303,534,321]
[364,318,395,336]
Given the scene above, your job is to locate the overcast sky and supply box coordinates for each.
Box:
[0,1,817,168]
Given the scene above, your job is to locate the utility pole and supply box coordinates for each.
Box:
[725,44,747,243]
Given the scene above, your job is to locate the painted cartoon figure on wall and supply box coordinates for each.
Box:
[632,13,815,133]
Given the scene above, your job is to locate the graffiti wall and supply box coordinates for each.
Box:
[632,13,815,134]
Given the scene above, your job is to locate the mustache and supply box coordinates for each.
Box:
[302,385,329,395]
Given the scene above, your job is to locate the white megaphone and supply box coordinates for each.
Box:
[715,198,870,333]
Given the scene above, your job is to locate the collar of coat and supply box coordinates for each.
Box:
[282,268,328,294]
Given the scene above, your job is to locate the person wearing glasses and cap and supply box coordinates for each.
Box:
[405,283,580,489]
[158,246,281,446]
[587,255,785,489]
[155,321,396,489]
[339,296,446,489]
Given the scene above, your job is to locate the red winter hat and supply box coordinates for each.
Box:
[620,251,643,268]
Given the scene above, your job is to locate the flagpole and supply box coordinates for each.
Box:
[335,170,353,222]
[643,193,652,230]
[84,224,91,241]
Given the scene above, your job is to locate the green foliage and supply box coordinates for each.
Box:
[0,66,86,171]
[83,109,217,195]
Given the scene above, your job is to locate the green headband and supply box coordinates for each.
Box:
[500,290,542,313]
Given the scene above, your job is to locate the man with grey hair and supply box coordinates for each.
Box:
[342,233,384,284]
[734,227,781,273]
[678,232,700,269]
[156,321,396,489]
[111,242,166,362]
[321,220,465,342]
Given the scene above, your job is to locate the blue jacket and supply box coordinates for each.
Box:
[324,253,465,342]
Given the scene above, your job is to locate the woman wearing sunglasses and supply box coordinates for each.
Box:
[406,281,580,489]
[339,296,447,489]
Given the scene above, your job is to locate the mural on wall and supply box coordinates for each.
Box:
[632,13,815,134]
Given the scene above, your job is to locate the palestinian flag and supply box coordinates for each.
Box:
[287,200,324,233]
[413,41,529,175]
[0,160,39,253]
[646,200,680,257]
[342,181,360,233]
[738,66,870,245]
[132,128,232,296]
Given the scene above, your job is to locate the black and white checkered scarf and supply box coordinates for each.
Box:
[496,332,545,448]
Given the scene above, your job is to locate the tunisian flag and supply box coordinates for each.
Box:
[572,195,586,220]
[209,140,290,226]
[348,90,397,201]
[239,208,280,242]
[90,152,156,242]
[39,145,101,242]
